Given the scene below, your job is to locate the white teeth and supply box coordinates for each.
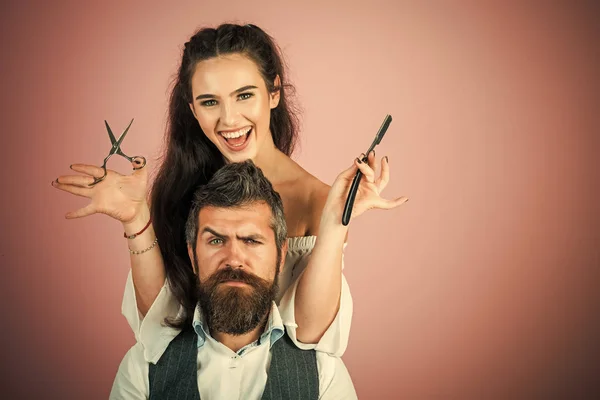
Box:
[220,126,251,139]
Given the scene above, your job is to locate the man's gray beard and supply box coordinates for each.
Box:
[197,266,279,336]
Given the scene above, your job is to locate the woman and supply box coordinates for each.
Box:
[52,23,404,359]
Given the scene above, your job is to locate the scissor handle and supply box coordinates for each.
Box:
[115,145,146,170]
[87,150,116,186]
[88,166,108,187]
[87,156,146,187]
[130,156,147,170]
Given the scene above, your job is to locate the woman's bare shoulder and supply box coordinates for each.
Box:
[303,172,331,236]
[278,159,331,236]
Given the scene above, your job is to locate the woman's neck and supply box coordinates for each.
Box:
[252,135,295,185]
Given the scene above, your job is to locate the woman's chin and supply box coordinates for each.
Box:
[224,149,256,163]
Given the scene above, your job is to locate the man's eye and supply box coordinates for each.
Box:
[201,99,217,107]
[209,238,223,245]
[245,239,260,244]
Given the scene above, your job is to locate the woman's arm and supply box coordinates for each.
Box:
[52,162,167,317]
[122,202,166,317]
[294,195,347,343]
[294,152,407,343]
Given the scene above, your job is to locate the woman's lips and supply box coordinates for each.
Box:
[218,127,252,152]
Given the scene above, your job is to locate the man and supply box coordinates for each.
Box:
[111,157,406,399]
[110,160,358,399]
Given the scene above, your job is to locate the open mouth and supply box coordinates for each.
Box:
[218,126,252,152]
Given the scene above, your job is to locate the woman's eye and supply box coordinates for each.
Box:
[201,99,217,107]
[238,92,254,100]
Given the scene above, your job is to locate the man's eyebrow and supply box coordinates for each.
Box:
[237,233,267,241]
[200,227,227,237]
[200,228,267,241]
[195,85,259,101]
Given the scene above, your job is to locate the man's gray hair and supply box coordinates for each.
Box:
[185,160,287,255]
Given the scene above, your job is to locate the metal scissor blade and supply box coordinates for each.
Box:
[104,120,118,146]
[113,118,135,149]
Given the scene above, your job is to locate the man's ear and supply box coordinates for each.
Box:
[270,75,281,109]
[187,245,197,275]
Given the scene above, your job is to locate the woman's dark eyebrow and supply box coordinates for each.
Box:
[195,85,258,101]
[233,85,258,94]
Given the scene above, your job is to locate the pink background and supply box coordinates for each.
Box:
[1,1,598,398]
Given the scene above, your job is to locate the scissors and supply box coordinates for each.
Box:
[88,118,146,187]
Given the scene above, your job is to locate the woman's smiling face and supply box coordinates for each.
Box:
[188,53,280,162]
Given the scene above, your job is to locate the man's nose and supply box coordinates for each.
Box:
[223,240,245,269]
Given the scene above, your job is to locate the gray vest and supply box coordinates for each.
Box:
[148,327,319,400]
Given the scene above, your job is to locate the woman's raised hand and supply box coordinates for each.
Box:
[51,158,148,223]
[323,151,407,225]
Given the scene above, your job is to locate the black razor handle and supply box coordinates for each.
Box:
[341,163,366,226]
[341,115,392,226]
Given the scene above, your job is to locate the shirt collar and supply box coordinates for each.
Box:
[192,302,284,349]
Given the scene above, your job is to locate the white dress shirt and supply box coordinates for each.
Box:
[110,302,357,399]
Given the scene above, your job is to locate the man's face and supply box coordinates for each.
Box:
[188,201,287,335]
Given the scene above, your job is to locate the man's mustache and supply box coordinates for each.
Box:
[210,267,266,288]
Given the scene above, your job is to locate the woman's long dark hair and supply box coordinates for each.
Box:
[150,23,300,329]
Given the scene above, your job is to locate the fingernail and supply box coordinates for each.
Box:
[56,177,60,184]
[371,150,375,157]
[69,164,73,169]
[356,157,362,164]
[384,156,389,163]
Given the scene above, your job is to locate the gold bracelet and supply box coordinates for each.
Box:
[129,237,158,255]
